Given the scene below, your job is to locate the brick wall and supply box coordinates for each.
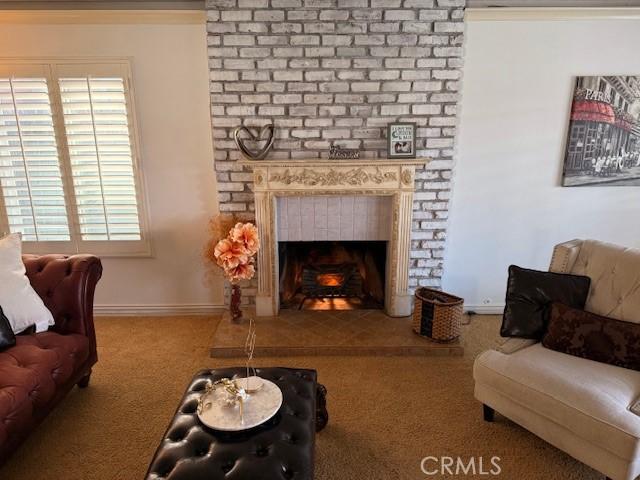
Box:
[207,0,465,302]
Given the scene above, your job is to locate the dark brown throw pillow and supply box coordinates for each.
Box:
[0,306,16,352]
[543,302,640,371]
[501,265,591,340]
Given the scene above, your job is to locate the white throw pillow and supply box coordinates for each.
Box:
[0,233,54,334]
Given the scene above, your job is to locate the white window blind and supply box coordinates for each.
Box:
[0,60,149,256]
[59,77,141,241]
[0,77,70,241]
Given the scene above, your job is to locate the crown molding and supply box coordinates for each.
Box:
[0,8,206,22]
[466,6,640,21]
[0,0,204,9]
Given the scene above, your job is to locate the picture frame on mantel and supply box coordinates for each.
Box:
[387,123,416,159]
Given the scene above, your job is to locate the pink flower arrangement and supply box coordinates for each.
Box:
[211,222,259,284]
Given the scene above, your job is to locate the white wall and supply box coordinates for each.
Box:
[0,13,224,312]
[444,11,640,312]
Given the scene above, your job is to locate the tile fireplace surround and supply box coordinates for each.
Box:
[242,157,428,317]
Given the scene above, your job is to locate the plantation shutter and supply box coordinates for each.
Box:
[0,61,149,256]
[0,74,70,241]
[58,76,142,241]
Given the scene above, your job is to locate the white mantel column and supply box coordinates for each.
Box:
[254,190,278,316]
[386,190,414,317]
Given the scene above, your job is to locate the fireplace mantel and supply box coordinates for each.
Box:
[240,158,429,192]
[239,158,428,167]
[242,157,430,317]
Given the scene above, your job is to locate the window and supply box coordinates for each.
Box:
[0,76,70,241]
[0,60,149,256]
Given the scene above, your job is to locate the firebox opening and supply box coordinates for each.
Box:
[278,241,387,311]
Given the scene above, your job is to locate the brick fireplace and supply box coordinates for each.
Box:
[207,0,465,308]
[243,157,426,316]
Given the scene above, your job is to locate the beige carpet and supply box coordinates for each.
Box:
[0,314,600,480]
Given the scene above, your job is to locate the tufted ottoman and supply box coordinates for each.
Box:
[146,367,328,480]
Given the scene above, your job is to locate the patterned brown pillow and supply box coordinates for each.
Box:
[542,302,640,371]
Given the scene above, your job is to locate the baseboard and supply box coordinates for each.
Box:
[94,303,226,316]
[464,304,505,315]
[95,303,503,316]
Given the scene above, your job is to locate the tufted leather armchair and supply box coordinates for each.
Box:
[0,254,102,466]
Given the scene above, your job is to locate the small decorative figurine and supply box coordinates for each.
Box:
[329,144,360,160]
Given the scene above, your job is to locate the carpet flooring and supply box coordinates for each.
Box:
[0,314,600,480]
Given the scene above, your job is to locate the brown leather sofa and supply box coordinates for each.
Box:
[0,254,102,465]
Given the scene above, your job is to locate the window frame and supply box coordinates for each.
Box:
[0,57,152,257]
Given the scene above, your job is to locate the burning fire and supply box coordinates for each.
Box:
[316,273,345,287]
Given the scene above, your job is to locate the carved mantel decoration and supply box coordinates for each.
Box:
[269,166,397,187]
[241,158,430,318]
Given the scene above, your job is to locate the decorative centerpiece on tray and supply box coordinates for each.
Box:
[204,214,260,322]
[196,319,283,431]
[196,374,283,431]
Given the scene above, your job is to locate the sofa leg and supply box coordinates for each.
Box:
[483,404,495,422]
[77,371,92,389]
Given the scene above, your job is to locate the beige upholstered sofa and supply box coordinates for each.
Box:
[474,239,640,480]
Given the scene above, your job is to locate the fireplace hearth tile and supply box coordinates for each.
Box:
[210,309,464,357]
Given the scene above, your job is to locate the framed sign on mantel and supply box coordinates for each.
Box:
[387,122,416,159]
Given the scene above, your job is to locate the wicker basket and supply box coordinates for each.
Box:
[412,288,464,343]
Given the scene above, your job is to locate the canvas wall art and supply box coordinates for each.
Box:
[562,76,640,186]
